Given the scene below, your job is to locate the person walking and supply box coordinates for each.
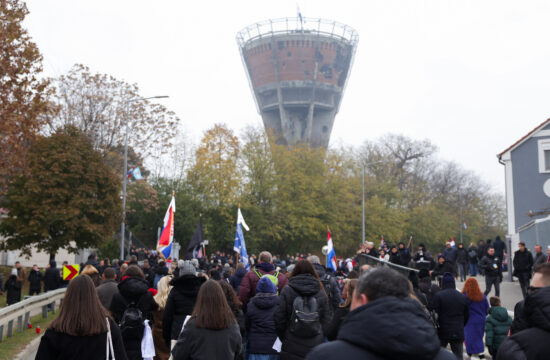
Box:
[110,265,159,360]
[274,260,330,360]
[325,279,357,341]
[462,278,489,358]
[5,268,22,305]
[246,276,280,360]
[467,243,479,276]
[35,274,128,360]
[433,272,469,360]
[171,280,242,360]
[239,251,288,309]
[480,247,502,297]
[497,263,550,359]
[485,296,512,359]
[96,267,119,310]
[533,244,546,267]
[456,243,469,282]
[28,264,43,296]
[512,242,534,298]
[152,275,172,360]
[305,267,454,360]
[44,260,61,292]
[163,261,206,352]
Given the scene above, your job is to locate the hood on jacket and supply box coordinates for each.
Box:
[288,273,320,296]
[251,293,278,310]
[170,274,206,297]
[118,276,150,298]
[338,296,441,360]
[313,263,326,277]
[489,306,510,322]
[524,286,550,332]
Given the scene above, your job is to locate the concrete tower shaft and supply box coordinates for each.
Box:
[237,18,358,148]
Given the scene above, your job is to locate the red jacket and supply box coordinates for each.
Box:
[238,267,288,309]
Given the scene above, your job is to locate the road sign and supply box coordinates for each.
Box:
[63,264,79,281]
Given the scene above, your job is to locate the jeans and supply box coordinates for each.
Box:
[484,276,500,297]
[457,263,468,281]
[469,263,478,276]
[249,355,280,360]
[440,339,463,360]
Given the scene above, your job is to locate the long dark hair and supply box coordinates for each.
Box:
[291,260,326,295]
[49,275,109,336]
[192,280,235,330]
[218,280,242,312]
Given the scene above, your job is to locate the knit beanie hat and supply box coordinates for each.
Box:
[256,276,277,294]
[442,272,455,288]
[177,260,185,269]
[180,260,196,276]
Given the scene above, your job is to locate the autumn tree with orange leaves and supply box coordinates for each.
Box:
[0,0,52,194]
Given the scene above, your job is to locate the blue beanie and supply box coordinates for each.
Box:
[442,272,455,289]
[256,276,277,294]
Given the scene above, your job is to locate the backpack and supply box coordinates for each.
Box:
[253,269,279,291]
[320,273,334,311]
[119,299,145,340]
[289,295,321,338]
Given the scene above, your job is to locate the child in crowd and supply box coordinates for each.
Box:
[485,296,512,358]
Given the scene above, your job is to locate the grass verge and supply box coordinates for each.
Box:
[0,312,56,360]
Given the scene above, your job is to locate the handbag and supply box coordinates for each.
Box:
[106,318,116,360]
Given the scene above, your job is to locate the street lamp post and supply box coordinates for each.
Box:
[120,95,169,261]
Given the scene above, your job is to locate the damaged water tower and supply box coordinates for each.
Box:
[237,17,358,148]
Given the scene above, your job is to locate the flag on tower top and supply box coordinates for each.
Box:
[157,195,175,258]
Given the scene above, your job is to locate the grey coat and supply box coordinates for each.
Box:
[96,279,118,310]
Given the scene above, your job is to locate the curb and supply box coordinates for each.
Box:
[14,332,43,360]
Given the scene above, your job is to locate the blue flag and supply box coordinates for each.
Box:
[233,208,249,269]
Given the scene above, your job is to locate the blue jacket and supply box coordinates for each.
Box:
[245,293,279,354]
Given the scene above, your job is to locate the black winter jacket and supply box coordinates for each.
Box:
[274,273,330,360]
[5,275,22,305]
[456,248,468,265]
[163,274,206,344]
[325,305,350,341]
[497,286,550,360]
[431,261,455,279]
[418,279,440,311]
[433,287,469,341]
[35,318,128,360]
[44,267,60,292]
[306,296,455,360]
[480,255,502,278]
[245,293,279,354]
[313,263,341,311]
[110,276,158,360]
[28,270,43,292]
[171,318,242,360]
[513,249,534,275]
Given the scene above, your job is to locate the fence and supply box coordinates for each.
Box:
[355,253,419,277]
[0,288,66,341]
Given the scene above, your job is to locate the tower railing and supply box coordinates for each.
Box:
[236,17,359,48]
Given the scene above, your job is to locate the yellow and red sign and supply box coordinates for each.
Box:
[63,264,80,280]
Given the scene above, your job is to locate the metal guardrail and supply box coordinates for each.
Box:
[355,253,420,275]
[0,288,66,341]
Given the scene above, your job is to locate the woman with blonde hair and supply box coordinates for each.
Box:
[81,264,101,287]
[462,277,489,358]
[153,275,172,360]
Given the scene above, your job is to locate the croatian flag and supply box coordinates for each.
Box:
[233,208,249,269]
[450,238,456,248]
[157,195,175,258]
[327,228,337,271]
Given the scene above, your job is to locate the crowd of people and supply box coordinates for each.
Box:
[0,237,548,359]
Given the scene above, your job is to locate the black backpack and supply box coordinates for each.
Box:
[119,298,145,340]
[289,295,321,338]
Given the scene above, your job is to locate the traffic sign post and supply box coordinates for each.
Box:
[63,264,80,281]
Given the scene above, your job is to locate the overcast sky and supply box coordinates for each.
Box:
[24,0,550,192]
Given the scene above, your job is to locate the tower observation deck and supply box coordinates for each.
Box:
[237,18,358,148]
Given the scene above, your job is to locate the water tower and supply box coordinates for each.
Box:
[237,17,358,148]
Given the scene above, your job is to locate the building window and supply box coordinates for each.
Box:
[537,139,550,173]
